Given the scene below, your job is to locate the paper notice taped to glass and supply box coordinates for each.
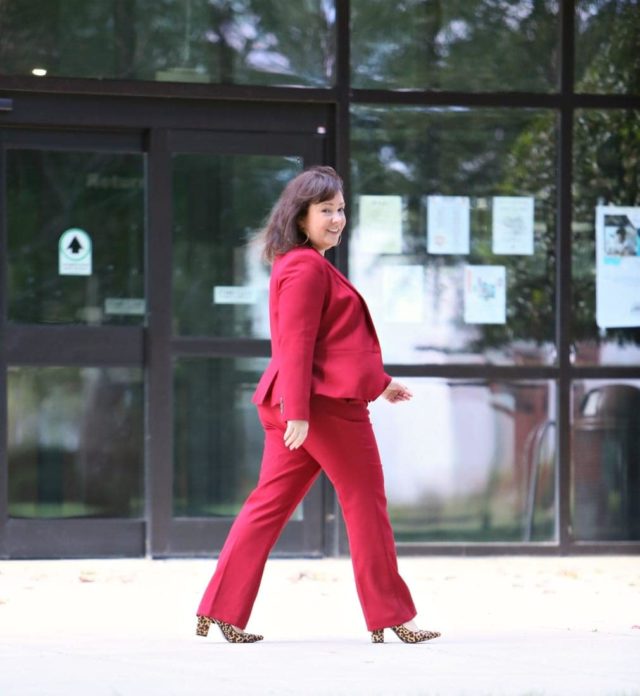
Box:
[358,195,403,254]
[382,265,424,323]
[427,196,470,254]
[595,205,640,328]
[492,196,535,255]
[464,265,506,324]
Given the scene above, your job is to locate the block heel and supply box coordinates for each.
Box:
[371,629,384,643]
[196,615,212,637]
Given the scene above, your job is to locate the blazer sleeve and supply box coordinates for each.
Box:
[275,252,328,421]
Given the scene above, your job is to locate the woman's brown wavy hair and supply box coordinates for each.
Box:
[258,165,344,263]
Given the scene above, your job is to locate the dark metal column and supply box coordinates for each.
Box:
[328,0,352,557]
[557,0,576,552]
[145,128,174,556]
[0,136,8,557]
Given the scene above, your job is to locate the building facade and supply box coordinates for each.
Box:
[0,0,639,558]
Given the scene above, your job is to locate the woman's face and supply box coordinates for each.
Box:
[299,193,346,255]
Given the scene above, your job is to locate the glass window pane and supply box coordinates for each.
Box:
[371,378,556,542]
[572,380,640,541]
[8,367,144,518]
[575,1,640,95]
[351,0,559,92]
[350,105,557,365]
[7,149,145,325]
[172,153,300,338]
[0,0,335,87]
[572,109,640,365]
[174,357,306,520]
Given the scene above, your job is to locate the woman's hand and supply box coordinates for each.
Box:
[382,380,413,404]
[284,420,309,450]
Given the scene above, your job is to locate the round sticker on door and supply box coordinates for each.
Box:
[59,228,92,276]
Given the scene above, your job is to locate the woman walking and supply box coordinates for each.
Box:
[196,166,440,645]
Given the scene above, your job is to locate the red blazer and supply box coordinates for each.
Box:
[252,247,391,421]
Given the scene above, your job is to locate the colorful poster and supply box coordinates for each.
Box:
[427,196,470,254]
[595,205,640,328]
[492,196,535,255]
[464,265,506,325]
[358,195,403,254]
[382,265,424,323]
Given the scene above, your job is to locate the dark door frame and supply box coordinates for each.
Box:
[147,128,327,557]
[0,127,147,558]
[0,95,336,558]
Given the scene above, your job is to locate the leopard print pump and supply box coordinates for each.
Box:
[196,615,263,643]
[371,625,441,644]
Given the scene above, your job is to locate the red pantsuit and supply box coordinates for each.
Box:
[197,248,418,631]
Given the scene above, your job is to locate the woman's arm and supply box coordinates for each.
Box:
[275,252,328,422]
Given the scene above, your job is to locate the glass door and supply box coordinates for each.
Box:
[147,129,327,556]
[0,129,146,557]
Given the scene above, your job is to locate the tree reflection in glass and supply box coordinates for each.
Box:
[350,105,557,365]
[351,0,559,92]
[0,0,336,87]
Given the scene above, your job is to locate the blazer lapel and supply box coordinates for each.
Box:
[325,261,380,340]
[325,260,366,301]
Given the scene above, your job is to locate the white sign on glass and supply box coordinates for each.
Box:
[595,205,640,328]
[427,196,470,254]
[492,196,535,255]
[464,265,507,325]
[104,298,146,315]
[358,195,403,254]
[213,286,259,305]
[58,228,92,276]
[382,265,424,323]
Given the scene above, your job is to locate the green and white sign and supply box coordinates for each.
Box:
[59,228,92,276]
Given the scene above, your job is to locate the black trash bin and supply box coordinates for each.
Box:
[572,384,640,540]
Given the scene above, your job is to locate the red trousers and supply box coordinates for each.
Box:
[197,395,417,631]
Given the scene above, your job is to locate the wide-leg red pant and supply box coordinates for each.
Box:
[197,395,417,631]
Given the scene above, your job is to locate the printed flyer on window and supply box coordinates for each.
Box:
[463,265,506,325]
[426,195,470,255]
[595,205,640,328]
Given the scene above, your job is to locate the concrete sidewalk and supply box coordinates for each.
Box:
[0,556,638,695]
